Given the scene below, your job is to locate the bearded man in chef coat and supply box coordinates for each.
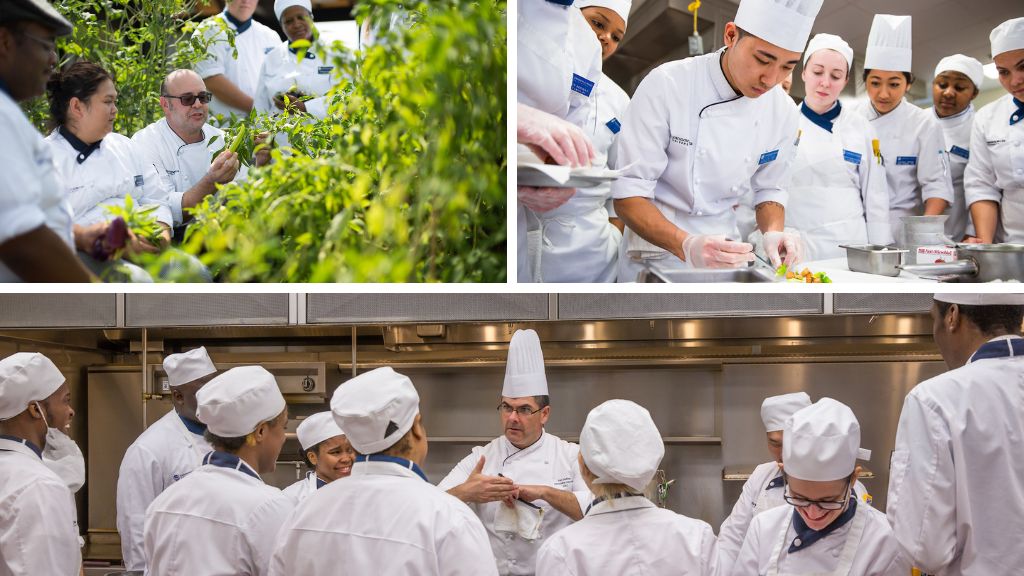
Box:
[439,329,591,575]
[887,293,1024,575]
[612,0,825,280]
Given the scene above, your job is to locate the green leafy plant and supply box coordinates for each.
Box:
[105,193,164,246]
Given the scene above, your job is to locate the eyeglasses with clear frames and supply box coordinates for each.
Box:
[162,91,214,106]
[496,403,543,417]
[20,31,58,54]
[783,479,852,511]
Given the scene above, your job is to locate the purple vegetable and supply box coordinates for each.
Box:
[90,217,129,261]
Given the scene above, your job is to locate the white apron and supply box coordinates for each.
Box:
[766,503,867,576]
[530,191,621,282]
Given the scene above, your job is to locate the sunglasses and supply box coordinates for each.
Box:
[163,91,213,106]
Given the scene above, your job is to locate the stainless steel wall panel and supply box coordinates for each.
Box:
[833,293,934,314]
[0,294,117,327]
[125,294,289,327]
[306,294,550,324]
[557,294,824,320]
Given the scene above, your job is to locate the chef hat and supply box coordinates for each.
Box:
[864,14,912,73]
[296,411,345,451]
[760,392,811,432]
[576,0,632,26]
[783,398,870,482]
[934,293,1024,306]
[502,329,548,398]
[163,347,217,388]
[991,17,1024,58]
[734,0,825,54]
[0,0,73,36]
[580,399,664,492]
[331,367,419,454]
[274,0,312,21]
[803,33,854,70]
[934,54,984,90]
[196,366,286,438]
[0,353,65,420]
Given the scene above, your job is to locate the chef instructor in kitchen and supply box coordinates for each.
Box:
[612,0,823,280]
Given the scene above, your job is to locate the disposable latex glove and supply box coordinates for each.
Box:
[518,186,574,213]
[517,104,594,167]
[763,230,805,267]
[681,234,754,268]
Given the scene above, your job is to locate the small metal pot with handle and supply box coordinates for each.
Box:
[898,244,1024,282]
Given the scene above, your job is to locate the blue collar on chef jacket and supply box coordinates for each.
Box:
[0,78,10,99]
[315,475,328,489]
[584,491,636,515]
[1010,98,1024,126]
[203,450,261,481]
[545,0,574,5]
[59,125,102,164]
[788,491,857,554]
[355,454,428,482]
[766,474,785,490]
[223,9,253,34]
[178,413,207,435]
[289,44,318,59]
[801,100,842,133]
[968,336,1024,363]
[0,434,43,458]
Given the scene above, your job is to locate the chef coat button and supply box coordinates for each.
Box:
[793,538,802,547]
[731,186,738,192]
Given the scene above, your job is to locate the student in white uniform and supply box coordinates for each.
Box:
[855,15,954,243]
[144,366,293,576]
[733,398,910,575]
[269,367,497,576]
[536,400,719,575]
[254,0,342,120]
[930,55,983,241]
[965,18,1024,244]
[612,0,820,279]
[787,33,891,259]
[131,70,241,236]
[718,392,872,574]
[281,411,354,504]
[116,347,218,572]
[530,0,630,283]
[192,0,280,120]
[438,329,590,575]
[0,0,95,282]
[888,293,1024,574]
[0,352,81,576]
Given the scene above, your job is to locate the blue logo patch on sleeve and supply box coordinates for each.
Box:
[758,150,779,165]
[843,150,862,165]
[264,47,274,54]
[895,156,917,166]
[134,175,144,187]
[606,118,621,134]
[318,66,333,74]
[950,145,969,160]
[571,73,595,97]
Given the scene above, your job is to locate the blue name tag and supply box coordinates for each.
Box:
[134,175,144,187]
[758,150,779,165]
[606,118,621,134]
[895,156,917,166]
[950,145,969,160]
[571,73,595,97]
[843,150,862,165]
[318,66,333,74]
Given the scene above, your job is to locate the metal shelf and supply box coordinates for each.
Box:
[431,436,722,445]
[723,465,875,481]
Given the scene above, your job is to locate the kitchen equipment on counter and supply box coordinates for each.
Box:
[840,244,908,277]
[898,243,1024,282]
[637,261,777,283]
[899,215,953,264]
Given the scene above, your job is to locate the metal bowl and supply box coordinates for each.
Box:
[840,244,907,277]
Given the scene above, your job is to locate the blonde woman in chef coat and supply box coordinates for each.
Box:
[854,15,954,243]
[786,33,891,260]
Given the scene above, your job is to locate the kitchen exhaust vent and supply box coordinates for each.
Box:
[0,294,117,327]
[832,294,933,315]
[557,294,823,320]
[306,294,550,324]
[125,294,289,327]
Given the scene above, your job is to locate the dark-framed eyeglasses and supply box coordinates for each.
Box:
[20,31,58,54]
[162,91,213,106]
[783,479,852,511]
[497,403,543,417]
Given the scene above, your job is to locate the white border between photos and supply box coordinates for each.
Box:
[506,0,518,283]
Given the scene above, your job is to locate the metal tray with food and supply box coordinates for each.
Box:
[517,163,620,189]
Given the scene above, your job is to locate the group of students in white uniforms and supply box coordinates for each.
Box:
[517,0,1024,282]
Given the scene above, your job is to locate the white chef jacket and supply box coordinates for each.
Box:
[269,457,498,576]
[131,118,232,228]
[531,73,627,283]
[733,499,910,576]
[787,102,892,260]
[192,12,281,120]
[437,431,591,575]
[253,41,342,120]
[143,452,293,576]
[45,130,173,228]
[0,88,74,282]
[612,50,800,280]
[964,95,1024,243]
[887,335,1024,575]
[0,436,81,576]
[854,99,954,242]
[280,470,323,505]
[116,410,213,571]
[536,494,719,576]
[931,104,976,240]
[717,461,873,575]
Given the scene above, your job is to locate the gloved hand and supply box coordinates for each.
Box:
[518,186,575,213]
[517,104,594,167]
[763,231,805,267]
[681,234,754,268]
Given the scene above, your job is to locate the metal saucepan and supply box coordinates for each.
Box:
[898,244,1024,282]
